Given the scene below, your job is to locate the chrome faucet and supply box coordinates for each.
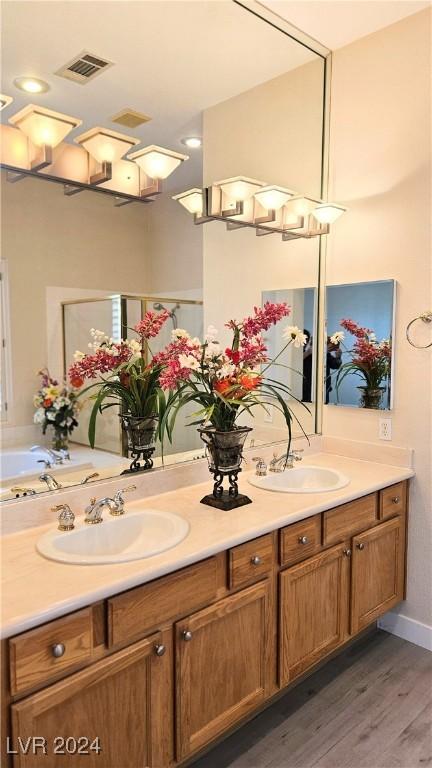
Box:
[52,503,75,531]
[269,448,304,472]
[252,457,267,476]
[84,485,136,524]
[39,473,63,491]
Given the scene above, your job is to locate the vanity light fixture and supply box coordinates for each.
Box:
[0,94,13,111]
[173,180,347,241]
[13,77,50,94]
[214,176,266,217]
[74,126,140,185]
[127,145,188,180]
[312,203,347,224]
[172,188,204,216]
[8,104,82,171]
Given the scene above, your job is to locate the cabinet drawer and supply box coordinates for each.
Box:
[280,515,322,567]
[323,493,378,546]
[229,534,274,589]
[108,557,218,647]
[9,608,93,695]
[380,482,407,520]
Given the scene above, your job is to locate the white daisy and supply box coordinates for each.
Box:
[283,325,308,348]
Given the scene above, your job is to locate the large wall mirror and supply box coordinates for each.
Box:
[0,0,328,502]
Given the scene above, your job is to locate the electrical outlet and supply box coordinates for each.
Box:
[264,405,274,423]
[379,418,392,441]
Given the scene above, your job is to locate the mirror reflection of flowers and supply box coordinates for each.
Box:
[331,318,391,408]
[156,302,309,444]
[33,369,80,450]
[67,309,171,448]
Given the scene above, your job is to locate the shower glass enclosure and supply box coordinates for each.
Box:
[62,295,203,459]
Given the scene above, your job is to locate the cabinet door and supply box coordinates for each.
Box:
[351,516,405,634]
[11,632,172,768]
[279,543,350,687]
[176,580,271,760]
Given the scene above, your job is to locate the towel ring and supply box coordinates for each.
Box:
[406,311,432,348]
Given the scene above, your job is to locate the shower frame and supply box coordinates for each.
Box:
[61,293,203,456]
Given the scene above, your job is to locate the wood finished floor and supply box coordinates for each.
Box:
[193,631,432,768]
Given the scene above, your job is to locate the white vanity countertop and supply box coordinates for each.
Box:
[1,452,414,639]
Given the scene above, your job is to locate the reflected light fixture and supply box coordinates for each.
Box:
[181,137,202,149]
[75,126,140,185]
[312,203,347,224]
[9,104,82,171]
[172,188,204,216]
[173,178,347,241]
[127,144,188,180]
[0,94,13,111]
[13,77,50,94]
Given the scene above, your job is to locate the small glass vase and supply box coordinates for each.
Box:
[52,429,69,452]
[357,386,386,409]
[120,414,159,473]
[198,425,253,510]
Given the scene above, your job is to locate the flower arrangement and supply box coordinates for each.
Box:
[157,301,308,442]
[34,369,80,450]
[331,318,391,407]
[68,309,171,453]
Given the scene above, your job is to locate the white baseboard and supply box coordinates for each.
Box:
[378,611,432,651]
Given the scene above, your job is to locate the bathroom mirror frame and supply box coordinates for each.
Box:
[1,0,332,504]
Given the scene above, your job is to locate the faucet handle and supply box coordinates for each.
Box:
[52,503,75,531]
[291,448,304,460]
[252,457,267,477]
[112,485,137,515]
[80,472,100,485]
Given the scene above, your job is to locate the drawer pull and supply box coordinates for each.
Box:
[392,496,400,504]
[154,643,166,657]
[250,555,262,566]
[51,643,66,658]
[182,630,193,642]
[343,548,352,557]
[356,543,365,551]
[298,536,309,545]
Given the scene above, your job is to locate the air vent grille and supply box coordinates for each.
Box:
[111,109,152,128]
[55,51,114,84]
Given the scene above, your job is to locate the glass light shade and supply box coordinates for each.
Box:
[172,188,203,215]
[283,195,321,225]
[9,105,82,148]
[312,203,347,224]
[75,127,140,164]
[127,145,188,180]
[215,176,266,202]
[0,94,13,111]
[254,185,294,211]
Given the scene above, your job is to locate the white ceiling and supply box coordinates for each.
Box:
[1,1,316,188]
[262,0,430,51]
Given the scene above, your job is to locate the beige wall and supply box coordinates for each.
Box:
[325,9,431,628]
[202,59,325,438]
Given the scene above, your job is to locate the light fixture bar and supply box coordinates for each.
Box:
[30,144,53,172]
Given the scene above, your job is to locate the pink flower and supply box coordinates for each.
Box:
[68,343,131,384]
[134,309,171,339]
[227,302,290,339]
[159,359,191,390]
[239,336,268,366]
[340,318,372,339]
[154,336,200,367]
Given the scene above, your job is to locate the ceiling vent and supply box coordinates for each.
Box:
[55,51,114,84]
[111,109,152,128]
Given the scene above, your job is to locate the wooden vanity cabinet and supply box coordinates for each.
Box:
[10,632,172,767]
[175,580,272,761]
[279,543,350,686]
[351,516,405,633]
[3,481,409,768]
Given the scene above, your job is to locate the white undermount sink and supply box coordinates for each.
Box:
[248,465,350,494]
[36,508,190,565]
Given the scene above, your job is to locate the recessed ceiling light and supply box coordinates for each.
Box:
[14,77,50,94]
[181,137,202,149]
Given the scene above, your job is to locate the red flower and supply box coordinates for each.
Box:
[214,378,232,395]
[43,398,53,407]
[225,348,240,364]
